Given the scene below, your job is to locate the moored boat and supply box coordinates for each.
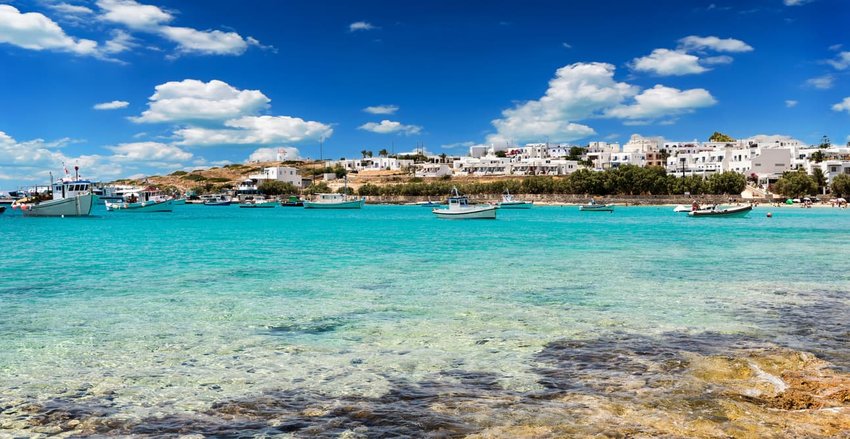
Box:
[240,199,276,208]
[304,176,364,209]
[673,205,691,213]
[432,187,497,219]
[498,190,533,209]
[204,195,232,206]
[688,204,752,217]
[105,189,174,213]
[579,199,614,212]
[281,195,304,207]
[13,168,96,217]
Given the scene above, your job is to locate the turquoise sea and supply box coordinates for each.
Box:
[1,204,849,437]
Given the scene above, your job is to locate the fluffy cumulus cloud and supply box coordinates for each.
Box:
[488,62,717,144]
[833,97,850,114]
[632,35,753,76]
[826,51,850,70]
[0,4,98,55]
[94,100,129,110]
[247,146,301,162]
[0,131,119,184]
[158,26,255,56]
[176,116,333,146]
[363,105,399,115]
[604,85,717,120]
[677,36,754,53]
[806,75,834,89]
[107,141,192,162]
[96,0,172,29]
[631,49,706,76]
[132,79,270,123]
[349,21,376,32]
[358,120,422,135]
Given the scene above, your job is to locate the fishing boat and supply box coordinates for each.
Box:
[304,176,365,209]
[13,167,97,217]
[688,204,752,217]
[280,195,304,207]
[239,199,276,208]
[579,199,614,212]
[498,190,533,209]
[105,189,174,213]
[432,187,497,219]
[204,195,231,206]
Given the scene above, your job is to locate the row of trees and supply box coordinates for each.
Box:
[773,169,850,198]
[355,166,746,197]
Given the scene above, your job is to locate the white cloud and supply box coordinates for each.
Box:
[158,26,252,56]
[176,116,333,146]
[93,100,130,110]
[48,3,95,15]
[132,79,270,123]
[488,62,719,144]
[247,147,300,162]
[562,42,572,49]
[605,85,716,121]
[441,141,476,150]
[805,75,834,89]
[0,131,119,184]
[102,29,137,54]
[631,49,707,76]
[826,51,850,70]
[349,21,376,32]
[107,141,192,162]
[363,105,399,115]
[358,120,422,135]
[833,97,850,114]
[0,4,98,55]
[785,99,798,108]
[783,0,812,5]
[677,35,754,53]
[488,62,637,144]
[96,0,172,29]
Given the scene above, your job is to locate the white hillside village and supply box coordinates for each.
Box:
[241,134,850,196]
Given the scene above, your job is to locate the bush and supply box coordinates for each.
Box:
[303,182,331,195]
[258,180,298,196]
[183,174,207,181]
[170,170,188,176]
[208,177,231,183]
[773,170,817,198]
[830,174,850,197]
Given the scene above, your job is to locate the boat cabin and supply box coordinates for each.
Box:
[316,193,346,202]
[52,180,92,201]
[447,196,470,208]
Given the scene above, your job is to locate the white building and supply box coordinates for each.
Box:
[248,166,303,188]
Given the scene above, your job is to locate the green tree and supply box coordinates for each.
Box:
[361,150,368,158]
[773,170,817,198]
[567,146,585,161]
[495,150,507,158]
[810,150,825,163]
[830,174,850,197]
[379,149,388,157]
[706,171,746,195]
[258,180,299,196]
[303,182,331,195]
[333,165,348,178]
[812,167,827,194]
[708,131,735,142]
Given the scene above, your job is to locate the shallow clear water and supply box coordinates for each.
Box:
[1,204,849,436]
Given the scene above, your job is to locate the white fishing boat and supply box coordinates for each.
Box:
[579,199,614,212]
[239,199,277,208]
[433,188,497,219]
[13,168,96,217]
[688,204,752,217]
[498,190,533,209]
[105,190,174,213]
[304,176,365,209]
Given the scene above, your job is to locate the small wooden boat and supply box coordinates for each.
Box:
[498,190,533,209]
[280,196,304,207]
[688,204,752,217]
[433,187,497,219]
[579,200,613,212]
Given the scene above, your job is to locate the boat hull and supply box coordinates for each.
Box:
[105,199,174,212]
[280,202,304,207]
[304,198,365,209]
[688,205,752,217]
[21,193,96,217]
[499,201,533,209]
[240,202,276,208]
[579,204,614,212]
[433,206,497,219]
[204,201,231,206]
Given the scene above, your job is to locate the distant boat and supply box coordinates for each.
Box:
[688,204,752,217]
[304,176,364,209]
[172,198,186,206]
[673,205,691,213]
[105,189,174,213]
[280,195,304,207]
[204,195,231,206]
[579,200,614,212]
[13,170,96,217]
[240,199,276,208]
[432,187,497,219]
[498,190,533,209]
[411,200,443,207]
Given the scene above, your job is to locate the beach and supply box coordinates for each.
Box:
[1,204,849,437]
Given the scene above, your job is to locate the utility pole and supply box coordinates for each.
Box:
[319,136,324,162]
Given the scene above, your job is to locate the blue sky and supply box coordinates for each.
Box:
[1,0,849,187]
